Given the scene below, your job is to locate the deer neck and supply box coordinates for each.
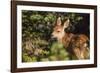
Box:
[61,33,74,48]
[58,32,66,43]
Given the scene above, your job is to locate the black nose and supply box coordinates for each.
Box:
[51,37,57,42]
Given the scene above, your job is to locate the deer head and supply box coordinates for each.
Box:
[51,17,70,42]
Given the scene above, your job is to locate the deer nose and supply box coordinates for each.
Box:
[52,37,57,41]
[51,36,57,42]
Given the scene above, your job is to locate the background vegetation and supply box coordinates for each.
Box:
[22,10,90,62]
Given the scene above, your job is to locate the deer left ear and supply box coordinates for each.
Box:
[56,17,62,26]
[63,19,70,28]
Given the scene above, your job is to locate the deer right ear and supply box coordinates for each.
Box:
[63,19,70,28]
[56,17,62,26]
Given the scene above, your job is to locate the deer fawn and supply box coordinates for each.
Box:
[51,17,89,60]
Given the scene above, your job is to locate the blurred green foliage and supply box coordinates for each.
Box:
[22,10,84,62]
[49,42,69,61]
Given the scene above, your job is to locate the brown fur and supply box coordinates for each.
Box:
[52,17,89,59]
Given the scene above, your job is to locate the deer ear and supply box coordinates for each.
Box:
[56,17,62,26]
[63,19,70,28]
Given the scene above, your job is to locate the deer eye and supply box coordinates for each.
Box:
[57,31,60,32]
